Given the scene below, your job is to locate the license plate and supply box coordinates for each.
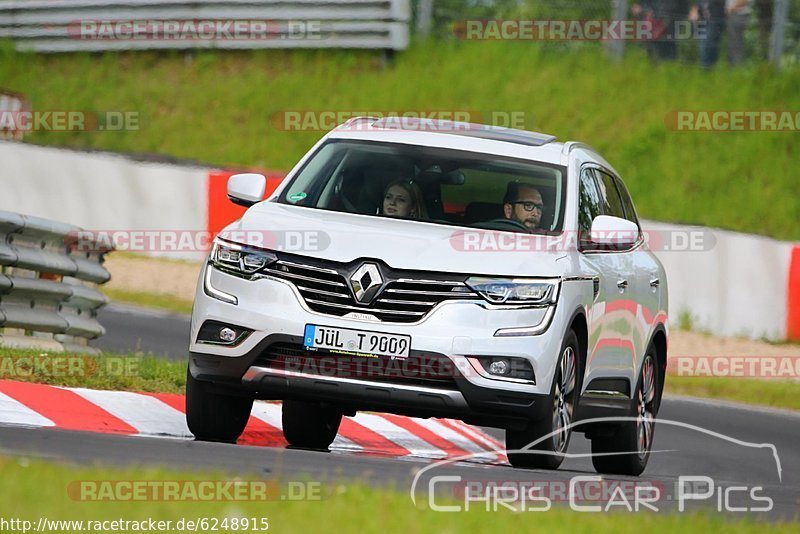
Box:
[303,324,411,360]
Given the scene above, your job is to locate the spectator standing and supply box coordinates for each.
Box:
[754,0,772,59]
[690,0,727,67]
[633,0,689,61]
[726,0,754,64]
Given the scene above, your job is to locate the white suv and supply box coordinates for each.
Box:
[187,118,668,476]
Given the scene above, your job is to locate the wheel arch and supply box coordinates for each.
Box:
[565,306,589,390]
[648,324,668,411]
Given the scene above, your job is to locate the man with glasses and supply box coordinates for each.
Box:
[502,181,545,231]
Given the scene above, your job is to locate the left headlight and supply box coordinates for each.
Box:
[465,277,559,305]
[211,239,277,277]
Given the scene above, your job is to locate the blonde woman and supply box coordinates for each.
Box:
[382,179,428,220]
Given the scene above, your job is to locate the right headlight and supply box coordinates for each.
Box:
[210,239,277,277]
[465,277,560,305]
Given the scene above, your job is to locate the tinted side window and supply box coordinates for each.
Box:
[614,176,640,226]
[578,168,603,236]
[595,170,626,219]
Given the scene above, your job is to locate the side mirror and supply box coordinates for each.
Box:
[227,173,266,207]
[590,215,640,247]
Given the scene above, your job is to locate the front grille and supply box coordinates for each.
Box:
[256,342,460,390]
[261,257,478,323]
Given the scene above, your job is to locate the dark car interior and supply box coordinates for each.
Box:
[281,140,565,233]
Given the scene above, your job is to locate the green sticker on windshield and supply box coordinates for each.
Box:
[288,192,307,202]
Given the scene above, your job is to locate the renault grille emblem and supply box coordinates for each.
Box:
[350,263,383,303]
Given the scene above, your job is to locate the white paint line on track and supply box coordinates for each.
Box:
[248,402,282,429]
[440,420,507,464]
[448,419,504,451]
[329,436,364,453]
[411,418,497,462]
[352,413,447,459]
[248,402,363,452]
[0,391,54,428]
[67,388,192,437]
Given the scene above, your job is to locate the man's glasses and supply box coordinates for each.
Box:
[513,201,545,212]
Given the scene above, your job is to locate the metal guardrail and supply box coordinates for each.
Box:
[0,0,410,52]
[0,211,112,355]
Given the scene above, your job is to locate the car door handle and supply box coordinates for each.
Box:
[650,277,660,288]
[616,279,628,290]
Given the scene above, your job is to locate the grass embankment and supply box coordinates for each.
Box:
[1,456,797,532]
[1,348,797,411]
[664,375,800,411]
[103,287,194,316]
[1,42,798,239]
[0,347,186,393]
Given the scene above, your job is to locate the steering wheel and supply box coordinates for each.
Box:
[472,218,531,233]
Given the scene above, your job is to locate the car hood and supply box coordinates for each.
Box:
[221,202,566,277]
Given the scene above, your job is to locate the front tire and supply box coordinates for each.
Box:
[506,330,580,470]
[185,368,253,443]
[590,348,659,476]
[282,400,342,450]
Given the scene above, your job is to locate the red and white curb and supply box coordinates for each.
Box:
[0,380,507,464]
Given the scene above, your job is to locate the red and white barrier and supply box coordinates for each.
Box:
[0,379,506,463]
[788,247,800,341]
[643,220,799,341]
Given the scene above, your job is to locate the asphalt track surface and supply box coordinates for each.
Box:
[1,305,797,520]
[93,303,192,359]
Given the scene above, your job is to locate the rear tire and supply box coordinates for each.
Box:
[506,330,580,470]
[282,400,342,450]
[591,348,659,476]
[185,368,253,443]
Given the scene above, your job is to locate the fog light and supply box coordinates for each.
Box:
[196,320,253,346]
[488,359,510,375]
[219,327,237,342]
[473,356,536,383]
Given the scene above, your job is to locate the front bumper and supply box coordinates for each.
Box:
[189,264,581,429]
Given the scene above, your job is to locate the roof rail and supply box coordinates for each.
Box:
[562,141,599,156]
[336,116,380,130]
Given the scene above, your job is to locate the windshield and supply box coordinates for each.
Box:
[277,140,567,233]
